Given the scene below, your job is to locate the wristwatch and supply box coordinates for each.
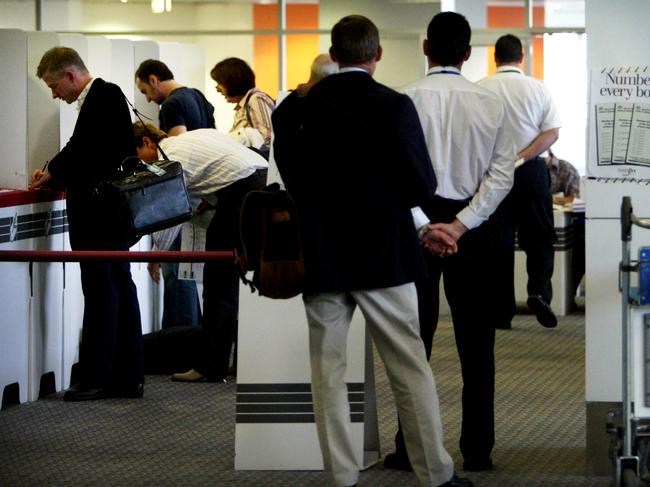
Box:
[417,225,431,240]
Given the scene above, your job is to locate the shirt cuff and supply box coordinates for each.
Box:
[411,206,429,230]
[456,206,482,230]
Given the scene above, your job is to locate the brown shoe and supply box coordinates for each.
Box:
[171,369,206,382]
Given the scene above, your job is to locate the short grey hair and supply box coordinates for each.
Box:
[37,46,88,79]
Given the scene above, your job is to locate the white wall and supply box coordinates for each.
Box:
[543,33,587,174]
[319,0,441,32]
[0,1,36,30]
[587,0,650,69]
[584,0,650,403]
[78,1,253,132]
[43,0,83,32]
[27,31,60,189]
[0,29,29,190]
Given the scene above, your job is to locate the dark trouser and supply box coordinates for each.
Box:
[161,233,202,328]
[489,157,557,325]
[394,195,496,464]
[197,169,267,379]
[78,259,143,389]
[66,189,144,391]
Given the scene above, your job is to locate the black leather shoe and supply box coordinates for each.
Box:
[494,322,512,329]
[438,474,474,487]
[383,452,413,471]
[63,385,107,402]
[462,457,494,471]
[527,295,558,328]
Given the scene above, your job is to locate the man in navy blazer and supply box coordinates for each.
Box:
[30,47,143,401]
[273,15,470,487]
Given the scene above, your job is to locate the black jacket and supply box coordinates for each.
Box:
[272,71,436,293]
[48,78,136,249]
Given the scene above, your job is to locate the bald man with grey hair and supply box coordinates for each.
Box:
[296,53,338,97]
[310,53,338,81]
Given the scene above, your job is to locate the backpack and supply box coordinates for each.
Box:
[236,183,305,299]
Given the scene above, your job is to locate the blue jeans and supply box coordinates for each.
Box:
[161,233,202,328]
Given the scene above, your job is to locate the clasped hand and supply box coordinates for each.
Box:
[419,219,468,257]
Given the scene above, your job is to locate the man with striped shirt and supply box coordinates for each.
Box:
[133,122,268,383]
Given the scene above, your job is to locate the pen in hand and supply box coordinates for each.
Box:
[29,160,50,190]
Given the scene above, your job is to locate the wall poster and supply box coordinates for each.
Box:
[589,66,650,178]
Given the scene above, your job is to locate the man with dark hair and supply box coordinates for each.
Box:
[135,58,215,333]
[30,47,144,402]
[135,59,215,136]
[384,11,514,473]
[478,34,562,329]
[493,34,523,64]
[273,14,470,487]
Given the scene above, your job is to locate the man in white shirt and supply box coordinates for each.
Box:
[384,11,514,474]
[477,34,562,329]
[133,123,268,383]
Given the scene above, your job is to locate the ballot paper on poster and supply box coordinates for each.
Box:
[626,103,650,166]
[612,102,633,163]
[588,66,650,178]
[595,103,614,165]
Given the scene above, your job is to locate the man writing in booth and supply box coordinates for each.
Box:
[30,47,144,402]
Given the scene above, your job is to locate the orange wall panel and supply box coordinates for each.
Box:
[253,4,320,97]
[487,6,545,80]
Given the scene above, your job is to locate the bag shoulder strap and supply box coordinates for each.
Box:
[242,90,255,127]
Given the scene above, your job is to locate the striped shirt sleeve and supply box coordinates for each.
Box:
[246,90,275,149]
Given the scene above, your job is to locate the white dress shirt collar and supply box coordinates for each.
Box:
[426,66,461,76]
[337,67,369,74]
[76,77,95,112]
[496,65,523,75]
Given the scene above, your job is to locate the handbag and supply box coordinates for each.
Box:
[100,158,192,240]
[100,96,192,241]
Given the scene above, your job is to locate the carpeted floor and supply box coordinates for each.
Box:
[0,312,611,486]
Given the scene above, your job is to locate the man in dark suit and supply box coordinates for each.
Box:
[272,15,470,487]
[30,47,144,401]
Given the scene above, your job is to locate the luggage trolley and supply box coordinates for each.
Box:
[610,196,650,487]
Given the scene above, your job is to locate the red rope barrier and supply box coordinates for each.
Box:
[0,250,234,263]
